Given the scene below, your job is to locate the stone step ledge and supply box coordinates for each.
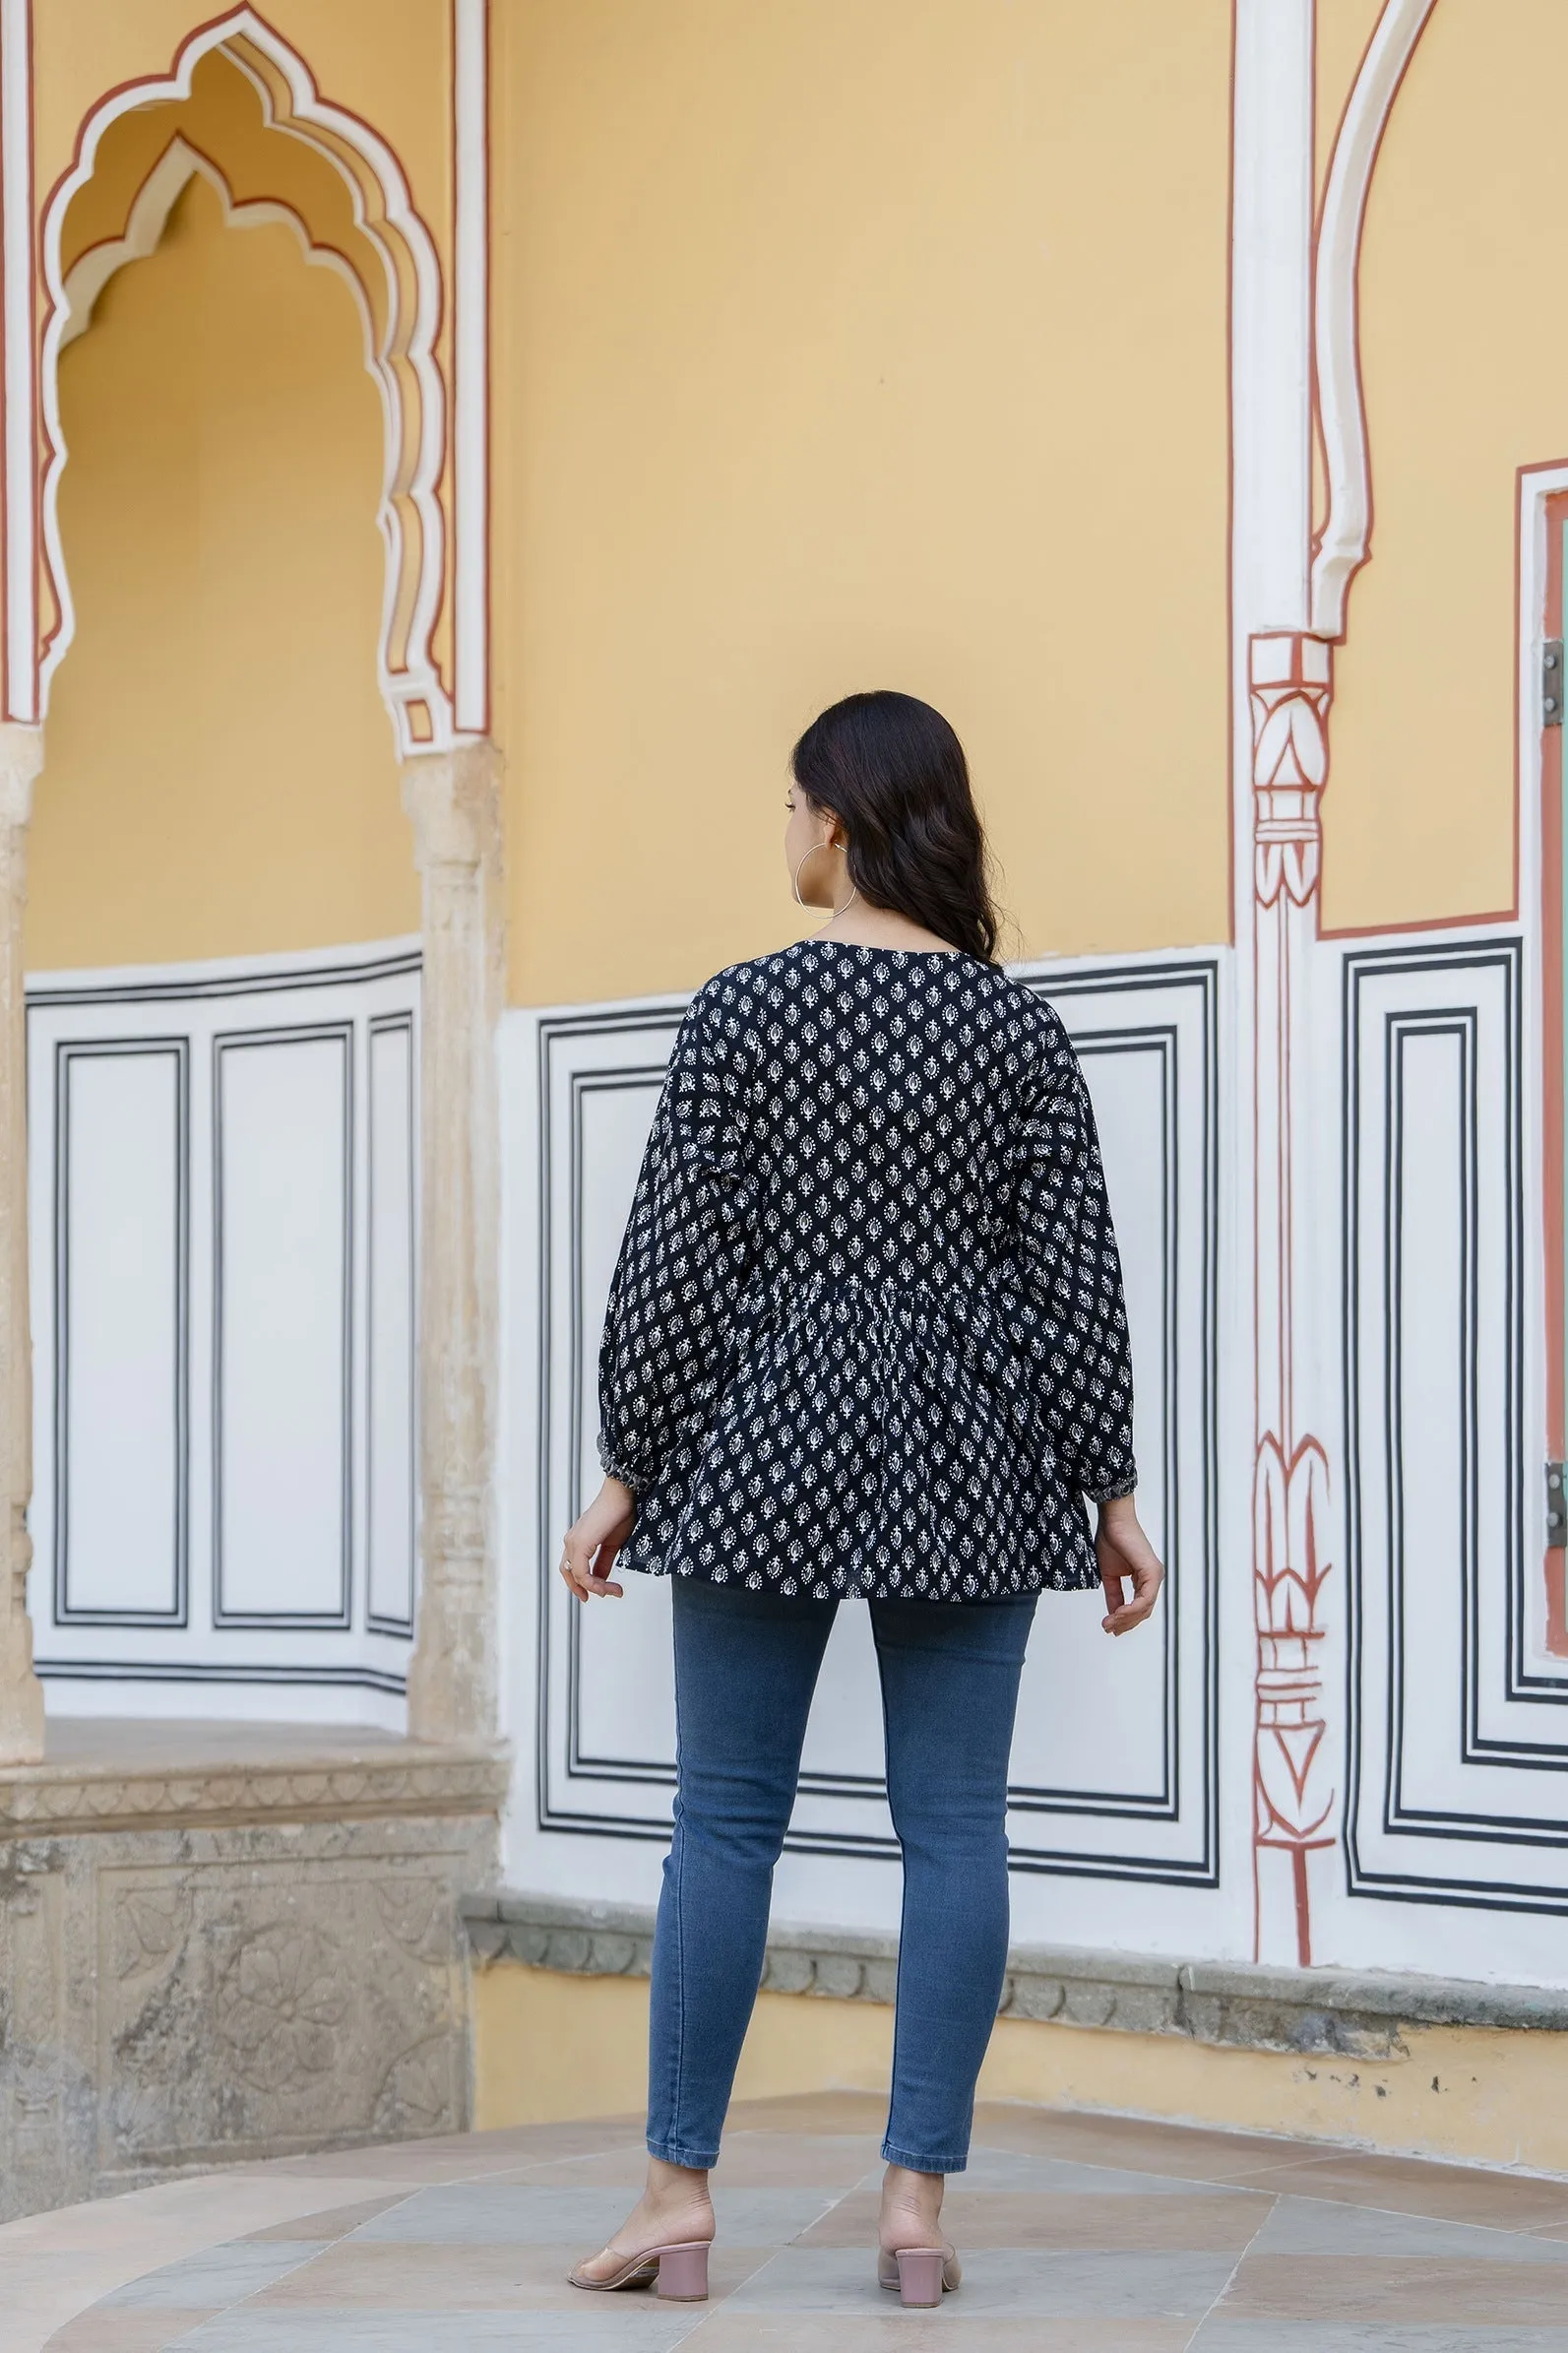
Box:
[462,1889,1568,2058]
[1,1739,511,1837]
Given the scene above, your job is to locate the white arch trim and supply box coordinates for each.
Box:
[38,7,452,757]
[1310,0,1439,642]
[59,136,378,361]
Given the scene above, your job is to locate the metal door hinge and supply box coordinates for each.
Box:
[1545,641,1564,728]
[1548,1461,1567,1548]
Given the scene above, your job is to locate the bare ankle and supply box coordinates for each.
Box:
[646,2157,712,2212]
[882,2162,944,2211]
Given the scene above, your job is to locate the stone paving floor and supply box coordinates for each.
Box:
[9,2092,1568,2352]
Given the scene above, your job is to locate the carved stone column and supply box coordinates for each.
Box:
[1248,635,1337,1965]
[402,740,504,1744]
[0,725,43,1766]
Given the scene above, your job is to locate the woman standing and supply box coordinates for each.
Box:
[560,691,1163,2310]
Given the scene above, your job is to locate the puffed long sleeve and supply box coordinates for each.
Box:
[596,984,758,1495]
[1013,1024,1138,1504]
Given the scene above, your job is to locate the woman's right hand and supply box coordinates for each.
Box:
[1096,1494,1164,1635]
[559,1477,637,1601]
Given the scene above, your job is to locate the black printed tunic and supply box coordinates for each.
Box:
[596,939,1137,1601]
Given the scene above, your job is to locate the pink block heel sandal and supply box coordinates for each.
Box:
[567,2240,711,2301]
[653,2243,711,2300]
[878,2245,962,2308]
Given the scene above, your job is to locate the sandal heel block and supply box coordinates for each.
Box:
[655,2242,711,2301]
[566,2238,710,2297]
[894,2247,949,2308]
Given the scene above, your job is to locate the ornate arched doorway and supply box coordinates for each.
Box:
[0,10,498,1762]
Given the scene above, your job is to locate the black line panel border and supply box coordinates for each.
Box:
[366,1011,418,1638]
[52,1038,191,1629]
[28,948,420,1009]
[212,1022,355,1632]
[1345,935,1568,1917]
[33,1658,408,1693]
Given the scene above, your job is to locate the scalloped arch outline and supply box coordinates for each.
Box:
[37,7,452,758]
[1311,0,1439,643]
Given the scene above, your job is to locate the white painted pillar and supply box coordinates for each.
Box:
[1232,1,1338,1963]
[1247,634,1337,1964]
[1230,0,1314,643]
[0,722,42,1764]
[402,739,505,1744]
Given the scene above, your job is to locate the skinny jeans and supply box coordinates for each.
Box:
[647,1574,1036,2175]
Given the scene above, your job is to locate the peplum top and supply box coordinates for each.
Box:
[596,937,1137,1602]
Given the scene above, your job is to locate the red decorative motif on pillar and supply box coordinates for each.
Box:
[1250,631,1337,1966]
[1251,635,1330,906]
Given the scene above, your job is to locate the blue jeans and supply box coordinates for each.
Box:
[647,1575,1036,2175]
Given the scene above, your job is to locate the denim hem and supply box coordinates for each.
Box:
[881,2139,968,2175]
[648,2137,721,2169]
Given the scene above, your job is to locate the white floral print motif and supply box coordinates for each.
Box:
[597,940,1137,1601]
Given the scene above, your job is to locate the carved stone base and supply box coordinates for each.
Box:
[0,1726,505,2220]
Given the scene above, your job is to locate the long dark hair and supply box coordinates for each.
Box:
[790,691,1000,962]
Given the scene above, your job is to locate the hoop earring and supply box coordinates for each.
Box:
[793,838,859,917]
[790,844,821,908]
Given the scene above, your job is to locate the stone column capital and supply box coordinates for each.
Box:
[400,738,503,872]
[0,724,45,830]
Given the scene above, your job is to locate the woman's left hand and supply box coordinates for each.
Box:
[1096,1494,1164,1635]
[560,1477,637,1601]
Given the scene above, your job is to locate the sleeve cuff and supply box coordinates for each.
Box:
[1082,1470,1138,1504]
[596,1433,642,1493]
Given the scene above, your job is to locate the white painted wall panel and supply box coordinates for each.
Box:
[216,1029,350,1624]
[58,1045,184,1621]
[1390,1023,1470,1816]
[569,1074,672,1769]
[1003,1036,1171,1809]
[1347,939,1568,1912]
[27,943,420,1722]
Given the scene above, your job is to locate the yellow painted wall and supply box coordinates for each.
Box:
[1320,0,1566,932]
[493,0,1233,1006]
[473,1965,894,2137]
[473,1963,1568,2177]
[31,5,1560,971]
[28,171,417,970]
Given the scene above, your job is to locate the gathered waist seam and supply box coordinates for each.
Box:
[739,1263,1019,1313]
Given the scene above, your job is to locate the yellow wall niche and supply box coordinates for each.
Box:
[492,0,1233,1006]
[473,1963,1568,2179]
[28,167,417,972]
